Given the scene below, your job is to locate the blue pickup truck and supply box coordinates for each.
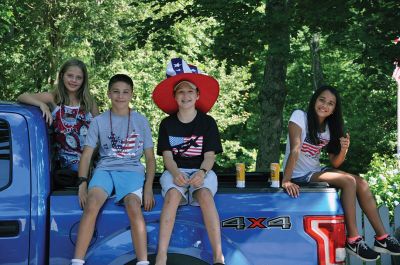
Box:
[0,102,346,265]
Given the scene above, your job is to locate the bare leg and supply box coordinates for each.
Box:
[124,193,148,262]
[194,188,224,264]
[353,175,386,236]
[312,170,386,237]
[74,188,108,259]
[311,170,359,237]
[155,189,182,265]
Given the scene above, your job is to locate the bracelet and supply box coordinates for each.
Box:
[77,177,88,186]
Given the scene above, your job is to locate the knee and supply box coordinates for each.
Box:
[356,177,370,192]
[84,196,103,215]
[165,189,182,204]
[195,189,214,206]
[124,195,142,215]
[341,174,357,189]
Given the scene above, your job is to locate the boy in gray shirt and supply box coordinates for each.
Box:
[71,74,155,265]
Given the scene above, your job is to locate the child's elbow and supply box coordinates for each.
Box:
[330,160,342,169]
[17,94,26,101]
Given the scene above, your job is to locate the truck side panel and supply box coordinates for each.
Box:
[0,113,31,264]
[25,106,52,265]
[0,105,51,265]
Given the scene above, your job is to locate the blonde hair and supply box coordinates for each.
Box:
[53,58,94,113]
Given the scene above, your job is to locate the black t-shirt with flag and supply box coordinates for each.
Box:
[157,111,223,169]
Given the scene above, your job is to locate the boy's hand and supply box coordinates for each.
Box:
[173,172,189,187]
[188,170,205,188]
[143,185,155,211]
[78,183,88,209]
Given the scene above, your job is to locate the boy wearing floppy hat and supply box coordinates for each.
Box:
[153,58,225,265]
[71,74,155,265]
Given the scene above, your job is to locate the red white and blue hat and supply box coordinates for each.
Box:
[152,58,219,114]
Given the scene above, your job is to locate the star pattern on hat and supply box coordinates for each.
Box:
[153,57,219,114]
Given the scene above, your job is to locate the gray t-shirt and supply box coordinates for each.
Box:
[85,110,153,173]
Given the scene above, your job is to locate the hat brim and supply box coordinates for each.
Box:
[152,73,219,114]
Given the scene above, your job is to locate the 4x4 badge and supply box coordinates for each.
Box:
[221,216,292,230]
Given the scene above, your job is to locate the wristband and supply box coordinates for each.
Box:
[200,168,208,176]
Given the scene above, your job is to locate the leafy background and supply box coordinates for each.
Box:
[1,0,399,209]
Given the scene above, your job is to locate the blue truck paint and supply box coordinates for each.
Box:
[0,102,345,265]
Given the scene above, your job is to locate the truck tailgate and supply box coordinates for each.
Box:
[49,186,343,265]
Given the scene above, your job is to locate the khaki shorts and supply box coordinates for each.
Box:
[160,168,218,206]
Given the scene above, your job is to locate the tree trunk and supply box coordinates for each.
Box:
[310,32,324,90]
[256,0,290,171]
[44,0,59,88]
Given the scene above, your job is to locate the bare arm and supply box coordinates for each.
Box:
[329,133,350,168]
[77,146,94,209]
[17,92,55,124]
[189,151,216,188]
[162,150,188,186]
[91,101,100,116]
[143,147,156,211]
[282,122,302,197]
[199,151,216,172]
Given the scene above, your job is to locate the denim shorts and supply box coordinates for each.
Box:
[292,166,330,184]
[66,163,79,172]
[160,168,218,206]
[89,170,144,203]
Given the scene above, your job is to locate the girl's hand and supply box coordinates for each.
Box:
[143,186,155,211]
[339,133,350,152]
[393,61,400,86]
[39,102,53,125]
[78,183,88,209]
[282,180,300,198]
[188,170,205,188]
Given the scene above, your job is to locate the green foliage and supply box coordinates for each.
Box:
[0,1,15,37]
[1,0,400,174]
[361,154,400,219]
[284,22,398,173]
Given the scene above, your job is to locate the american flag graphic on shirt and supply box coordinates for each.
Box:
[110,132,143,158]
[301,134,329,159]
[169,135,203,157]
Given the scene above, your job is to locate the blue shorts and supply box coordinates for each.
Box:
[89,170,145,203]
[292,166,330,184]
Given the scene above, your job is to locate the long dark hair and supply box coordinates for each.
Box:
[307,85,344,154]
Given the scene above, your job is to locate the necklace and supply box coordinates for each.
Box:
[59,104,81,130]
[58,104,82,150]
[109,109,131,151]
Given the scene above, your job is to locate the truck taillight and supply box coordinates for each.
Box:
[304,216,346,265]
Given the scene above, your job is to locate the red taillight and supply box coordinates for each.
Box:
[304,215,346,265]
